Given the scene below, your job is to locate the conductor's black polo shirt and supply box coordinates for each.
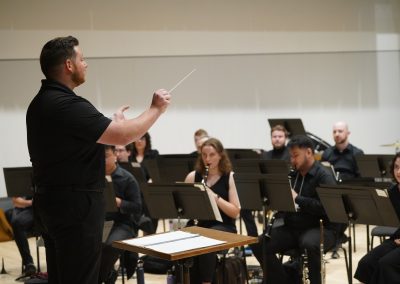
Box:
[26,79,112,190]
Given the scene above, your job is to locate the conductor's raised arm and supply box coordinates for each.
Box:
[97,89,171,145]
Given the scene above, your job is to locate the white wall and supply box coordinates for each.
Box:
[0,0,399,196]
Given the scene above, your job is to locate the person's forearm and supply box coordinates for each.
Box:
[98,107,162,145]
[12,197,32,208]
[217,197,240,219]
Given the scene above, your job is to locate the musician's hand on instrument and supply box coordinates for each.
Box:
[394,239,400,246]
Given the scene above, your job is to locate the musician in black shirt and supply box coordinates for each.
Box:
[252,135,338,284]
[261,124,290,162]
[99,145,142,283]
[321,121,364,181]
[27,36,170,284]
[354,153,400,284]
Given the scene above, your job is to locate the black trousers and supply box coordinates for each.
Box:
[354,239,400,284]
[98,222,137,283]
[34,191,104,284]
[8,207,34,265]
[250,225,336,284]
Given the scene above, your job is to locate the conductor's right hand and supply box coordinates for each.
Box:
[151,89,171,113]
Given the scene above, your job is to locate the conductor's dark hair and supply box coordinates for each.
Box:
[287,135,315,152]
[390,152,400,181]
[40,36,79,80]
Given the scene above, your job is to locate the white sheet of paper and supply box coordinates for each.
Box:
[146,235,226,254]
[122,231,198,247]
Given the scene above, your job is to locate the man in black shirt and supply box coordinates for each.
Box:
[26,36,170,284]
[252,135,338,284]
[99,145,142,283]
[321,121,363,259]
[261,124,290,162]
[321,121,364,181]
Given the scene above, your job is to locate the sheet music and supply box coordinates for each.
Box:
[123,231,198,247]
[121,230,226,254]
[194,183,223,222]
[147,235,226,254]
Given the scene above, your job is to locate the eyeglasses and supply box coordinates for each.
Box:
[115,149,127,153]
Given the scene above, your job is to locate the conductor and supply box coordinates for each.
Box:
[26,36,171,284]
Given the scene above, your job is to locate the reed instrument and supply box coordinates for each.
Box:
[320,219,326,284]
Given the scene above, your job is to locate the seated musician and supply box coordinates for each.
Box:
[250,135,339,284]
[321,121,364,258]
[5,197,37,277]
[184,137,241,284]
[99,145,142,284]
[354,152,400,284]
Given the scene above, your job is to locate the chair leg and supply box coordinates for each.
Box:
[370,236,374,251]
[352,224,356,253]
[338,247,351,284]
[36,236,41,273]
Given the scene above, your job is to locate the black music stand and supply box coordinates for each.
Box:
[234,173,296,284]
[143,183,221,227]
[103,177,118,213]
[142,182,222,282]
[143,155,195,183]
[3,167,34,197]
[3,167,42,273]
[232,159,290,175]
[355,155,382,178]
[268,118,306,138]
[118,162,147,185]
[317,184,400,284]
[260,159,291,174]
[234,173,295,229]
[226,148,262,160]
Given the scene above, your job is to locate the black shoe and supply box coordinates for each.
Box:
[24,263,37,276]
[331,251,340,259]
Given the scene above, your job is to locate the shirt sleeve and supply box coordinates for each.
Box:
[53,95,111,142]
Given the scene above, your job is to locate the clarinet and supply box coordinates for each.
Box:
[320,219,326,284]
[202,165,209,186]
[302,249,310,284]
